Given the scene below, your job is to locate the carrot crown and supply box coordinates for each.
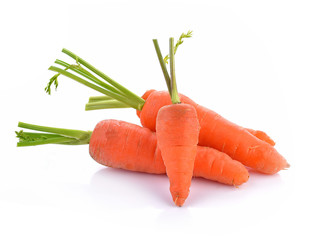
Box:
[46,31,192,111]
[16,122,92,147]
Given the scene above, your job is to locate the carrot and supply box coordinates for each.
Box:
[16,120,249,186]
[46,39,287,174]
[137,90,288,174]
[90,120,248,186]
[154,38,200,206]
[136,89,275,146]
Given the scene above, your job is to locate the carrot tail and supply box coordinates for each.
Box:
[193,147,249,186]
[193,104,289,174]
[245,128,275,146]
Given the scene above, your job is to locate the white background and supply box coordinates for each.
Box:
[1,0,312,239]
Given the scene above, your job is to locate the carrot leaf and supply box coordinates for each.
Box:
[163,30,193,64]
[45,73,60,95]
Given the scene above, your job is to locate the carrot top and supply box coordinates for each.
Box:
[47,49,145,110]
[16,122,92,147]
[46,31,192,111]
[153,37,181,104]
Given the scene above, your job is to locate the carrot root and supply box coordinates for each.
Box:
[139,90,288,174]
[89,120,249,186]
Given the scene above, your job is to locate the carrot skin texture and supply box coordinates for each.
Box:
[89,120,249,186]
[138,90,288,174]
[156,104,200,206]
[194,147,249,186]
[136,89,156,118]
[89,120,164,173]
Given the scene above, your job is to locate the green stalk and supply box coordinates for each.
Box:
[55,60,123,95]
[153,39,172,95]
[16,123,92,147]
[56,139,89,145]
[17,132,89,146]
[17,136,75,147]
[88,95,113,103]
[85,100,130,111]
[62,48,145,107]
[18,122,91,139]
[48,66,140,110]
[17,132,62,138]
[169,38,180,104]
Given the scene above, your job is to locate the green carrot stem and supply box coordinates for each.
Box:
[48,66,140,110]
[88,95,113,103]
[17,132,62,139]
[16,123,93,147]
[85,100,130,111]
[152,39,172,95]
[16,131,88,146]
[56,139,89,145]
[18,122,91,140]
[61,48,145,106]
[169,37,180,104]
[17,136,75,147]
[55,60,123,95]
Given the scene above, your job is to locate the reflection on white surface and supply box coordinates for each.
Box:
[89,168,170,208]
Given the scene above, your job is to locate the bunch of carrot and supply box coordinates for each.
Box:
[16,31,289,207]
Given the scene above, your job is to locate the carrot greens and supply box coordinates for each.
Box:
[16,122,92,147]
[46,31,191,111]
[163,30,192,64]
[47,49,145,110]
[169,37,180,104]
[153,39,172,96]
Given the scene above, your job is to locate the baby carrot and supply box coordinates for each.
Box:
[155,38,200,206]
[16,120,249,186]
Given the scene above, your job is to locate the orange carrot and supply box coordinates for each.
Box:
[154,38,200,206]
[136,90,275,146]
[17,120,249,186]
[137,90,288,174]
[90,120,248,186]
[156,103,199,206]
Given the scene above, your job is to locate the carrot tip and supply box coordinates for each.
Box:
[174,196,185,207]
[283,163,291,170]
